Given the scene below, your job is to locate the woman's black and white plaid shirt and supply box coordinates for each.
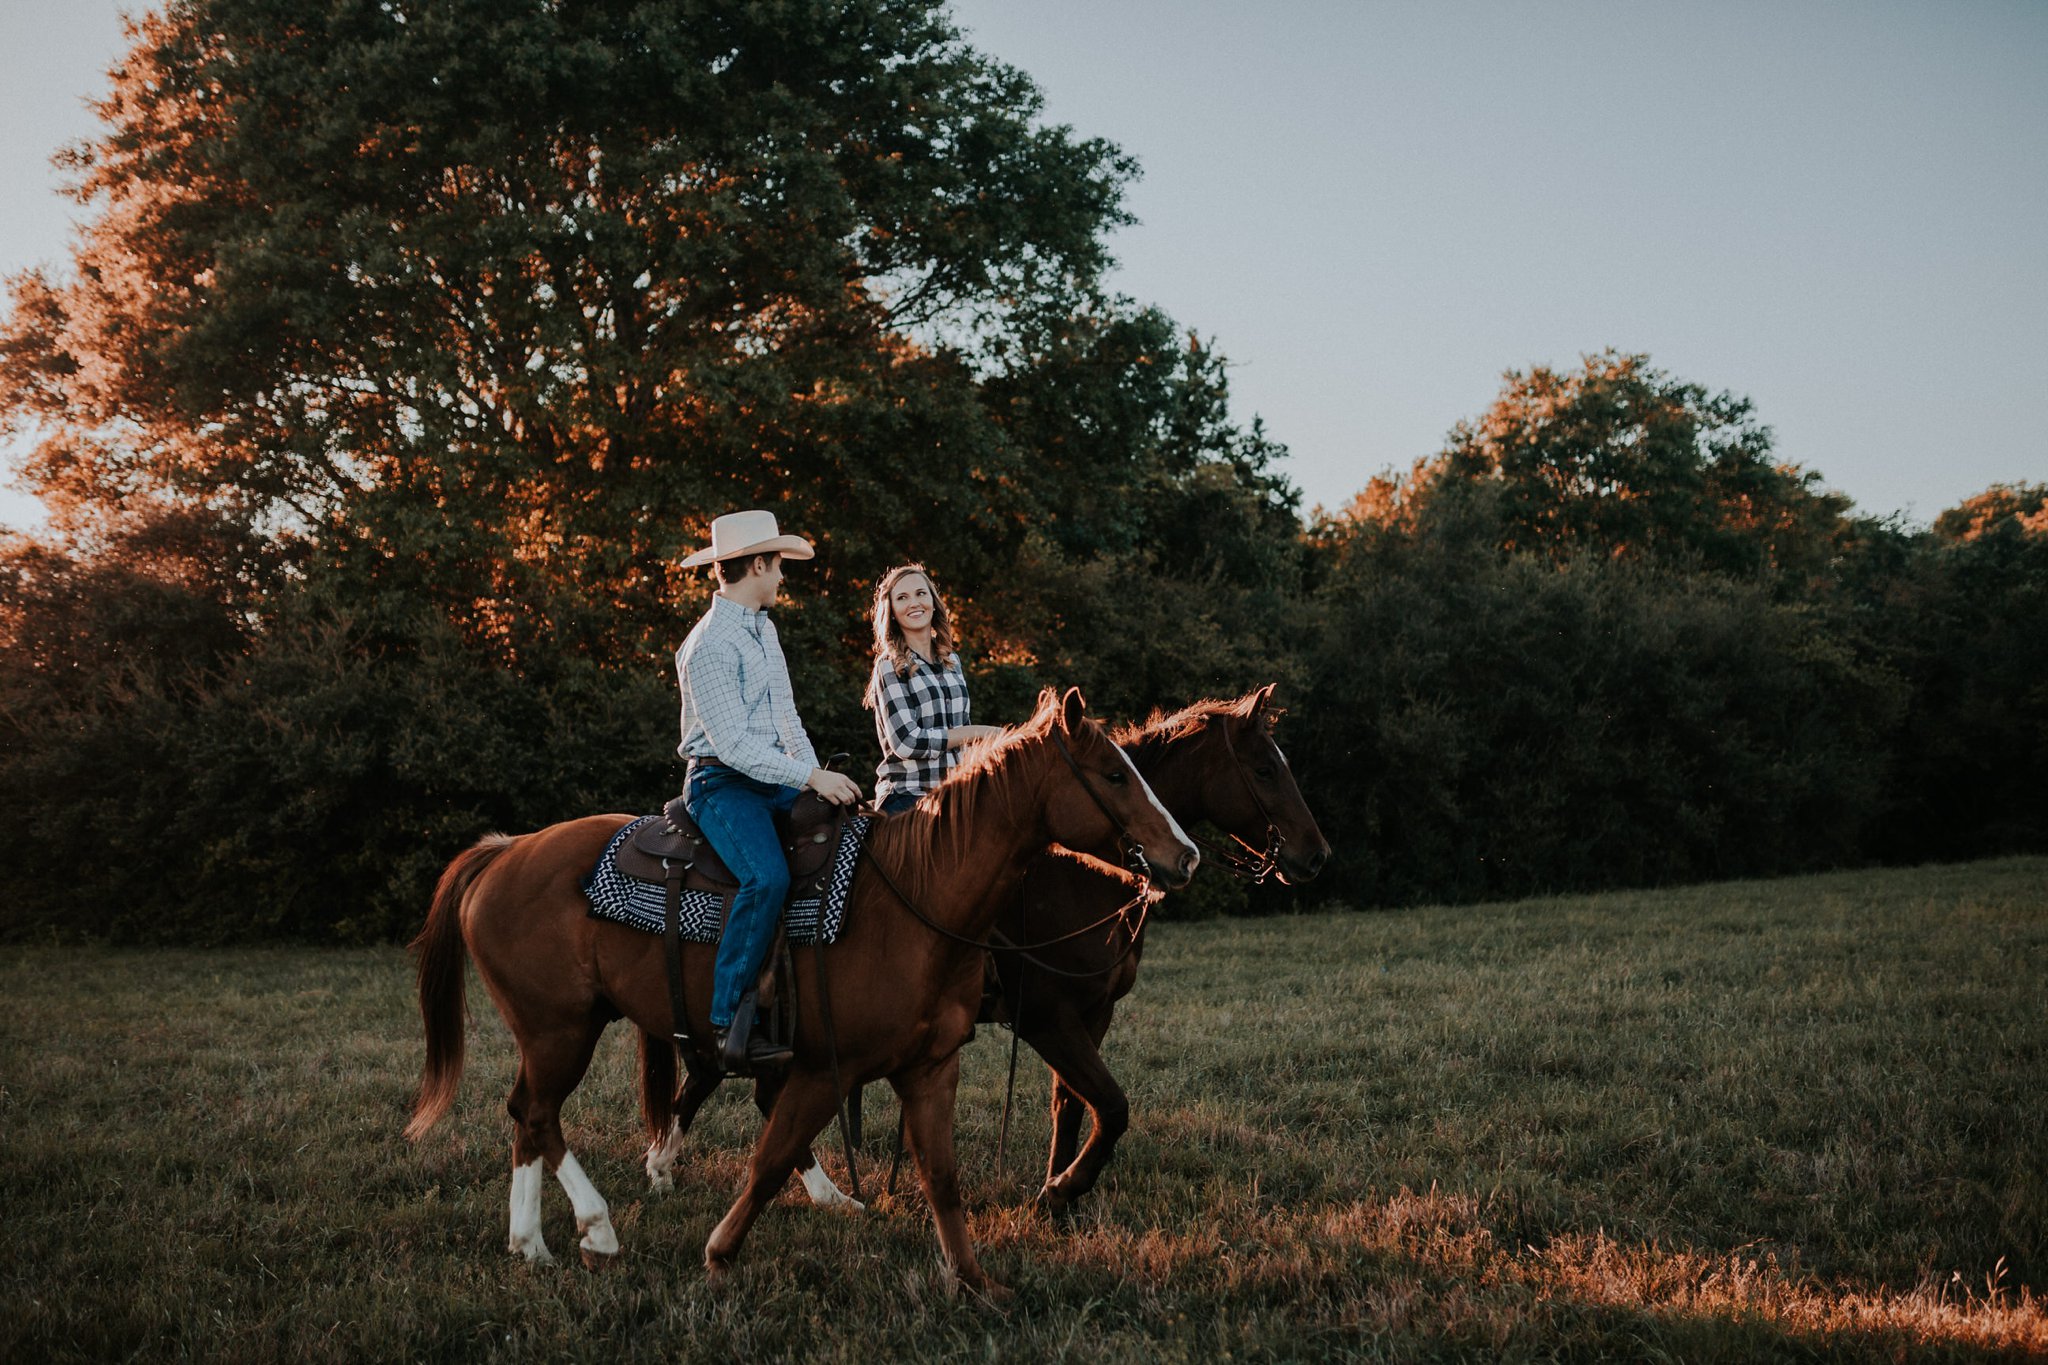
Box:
[870,650,971,802]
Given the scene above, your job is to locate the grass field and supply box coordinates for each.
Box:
[3,857,2044,1362]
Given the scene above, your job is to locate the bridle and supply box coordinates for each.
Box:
[1049,724,1156,883]
[1188,717,1289,885]
[859,722,1158,970]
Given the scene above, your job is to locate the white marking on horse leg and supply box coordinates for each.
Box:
[554,1150,620,1259]
[508,1157,554,1264]
[645,1117,683,1193]
[1113,745,1196,855]
[800,1159,865,1211]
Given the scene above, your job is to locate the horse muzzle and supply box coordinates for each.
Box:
[1155,845,1200,890]
[1276,845,1328,886]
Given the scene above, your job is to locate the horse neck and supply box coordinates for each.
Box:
[878,743,1055,935]
[1130,726,1219,829]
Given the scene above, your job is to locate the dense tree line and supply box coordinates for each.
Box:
[3,1,2042,942]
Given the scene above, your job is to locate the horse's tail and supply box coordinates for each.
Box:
[638,1027,678,1141]
[404,833,515,1142]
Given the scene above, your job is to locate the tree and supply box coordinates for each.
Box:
[1292,519,1907,909]
[1344,350,1854,584]
[0,0,1311,942]
[0,0,1154,650]
[1294,353,1921,908]
[1872,483,2048,859]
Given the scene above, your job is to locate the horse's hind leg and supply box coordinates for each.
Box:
[504,1072,553,1264]
[703,1068,843,1278]
[893,1053,1007,1299]
[645,1050,723,1193]
[507,1017,619,1267]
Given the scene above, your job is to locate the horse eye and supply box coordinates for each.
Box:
[1106,769,1127,785]
[1254,765,1276,779]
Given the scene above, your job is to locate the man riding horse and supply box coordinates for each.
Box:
[675,510,862,1072]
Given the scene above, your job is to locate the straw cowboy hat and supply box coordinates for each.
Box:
[680,509,816,567]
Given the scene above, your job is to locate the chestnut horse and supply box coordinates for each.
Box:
[404,688,1197,1293]
[639,684,1328,1215]
[998,683,1328,1213]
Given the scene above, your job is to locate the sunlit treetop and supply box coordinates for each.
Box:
[0,0,1176,580]
[1332,349,1853,584]
[1933,483,2048,543]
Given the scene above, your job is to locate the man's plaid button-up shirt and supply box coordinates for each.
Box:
[675,595,818,788]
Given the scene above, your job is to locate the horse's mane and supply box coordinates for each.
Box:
[1041,843,1152,896]
[1111,691,1275,767]
[861,689,1067,915]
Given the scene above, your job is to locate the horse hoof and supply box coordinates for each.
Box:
[580,1247,618,1272]
[1032,1188,1073,1221]
[965,1276,1014,1308]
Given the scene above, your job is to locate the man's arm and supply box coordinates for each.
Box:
[760,619,820,773]
[760,629,858,802]
[683,641,814,788]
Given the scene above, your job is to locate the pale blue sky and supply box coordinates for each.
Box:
[4,1,2044,531]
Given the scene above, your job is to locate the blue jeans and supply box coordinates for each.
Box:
[685,766,801,1028]
[878,791,920,815]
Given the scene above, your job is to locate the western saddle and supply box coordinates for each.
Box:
[609,787,853,1069]
[609,791,847,902]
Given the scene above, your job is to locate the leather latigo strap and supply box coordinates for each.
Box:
[662,863,694,1044]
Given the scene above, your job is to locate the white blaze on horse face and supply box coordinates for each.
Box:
[508,1157,553,1263]
[554,1151,619,1258]
[800,1160,864,1211]
[1111,742,1194,859]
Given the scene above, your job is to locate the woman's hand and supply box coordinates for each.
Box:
[948,724,1003,749]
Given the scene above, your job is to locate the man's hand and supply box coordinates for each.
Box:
[949,724,1004,748]
[806,768,863,805]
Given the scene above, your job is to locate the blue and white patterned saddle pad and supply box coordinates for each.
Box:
[582,813,871,946]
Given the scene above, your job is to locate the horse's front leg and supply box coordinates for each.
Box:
[1046,1071,1088,1183]
[703,1067,844,1279]
[894,1052,1009,1300]
[747,1073,864,1211]
[1022,1000,1127,1217]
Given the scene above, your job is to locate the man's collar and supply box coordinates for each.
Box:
[710,593,766,620]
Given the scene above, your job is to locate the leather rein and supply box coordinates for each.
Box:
[858,726,1157,974]
[862,721,1288,978]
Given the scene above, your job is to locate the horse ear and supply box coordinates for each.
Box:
[1251,682,1279,714]
[1059,687,1088,731]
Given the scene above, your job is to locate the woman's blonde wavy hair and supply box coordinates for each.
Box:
[863,563,959,710]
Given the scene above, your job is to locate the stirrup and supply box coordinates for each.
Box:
[717,993,792,1074]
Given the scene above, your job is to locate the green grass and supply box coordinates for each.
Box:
[3,858,2044,1362]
